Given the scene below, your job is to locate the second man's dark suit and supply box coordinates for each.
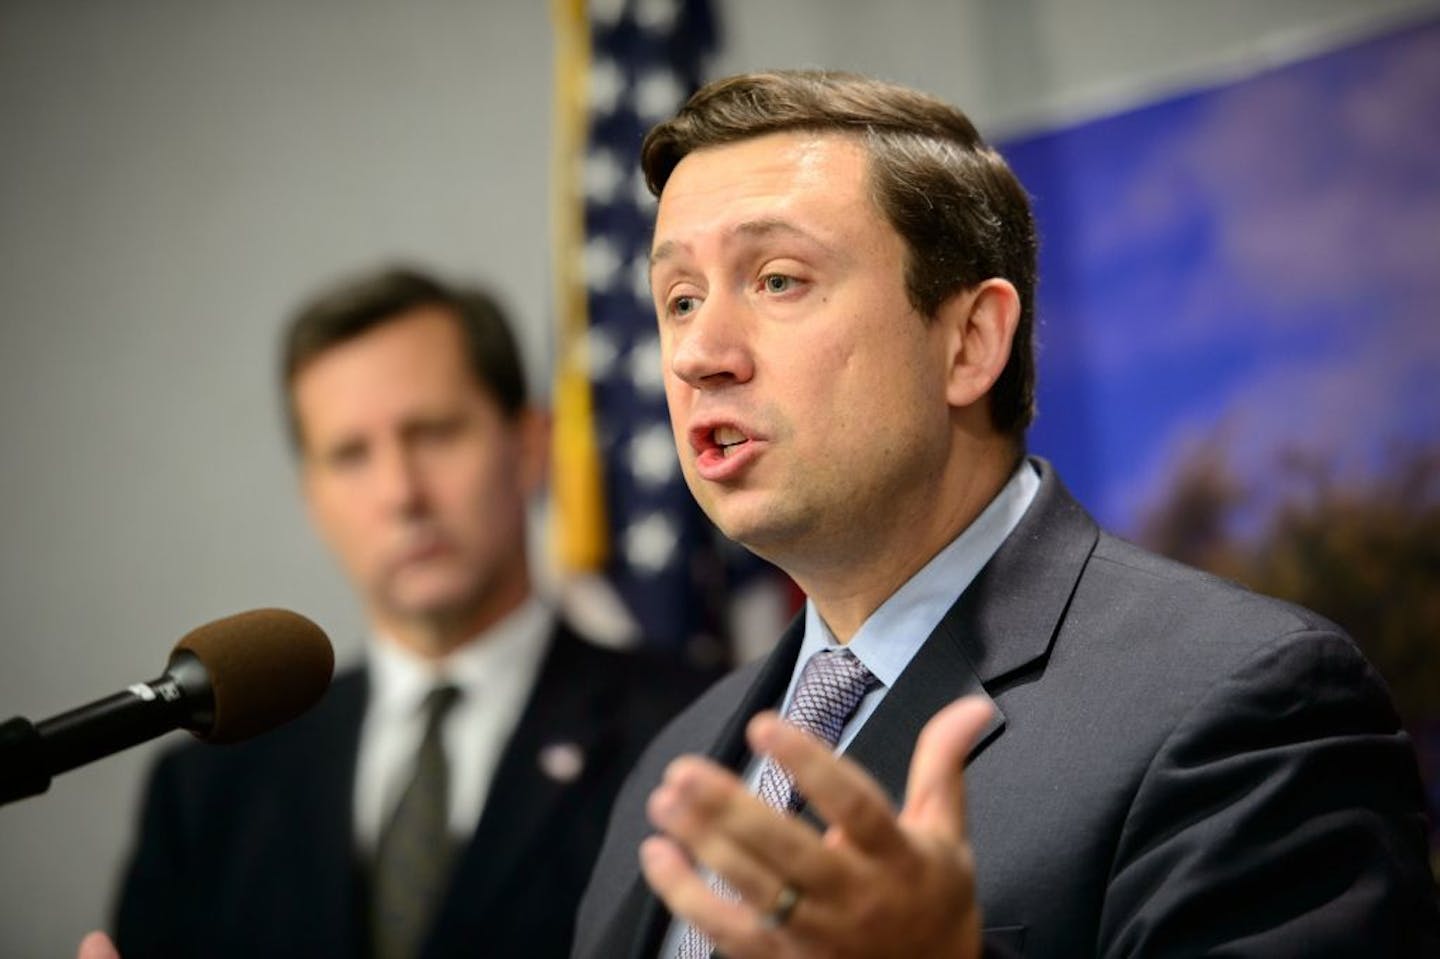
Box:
[574,460,1439,957]
[115,622,713,959]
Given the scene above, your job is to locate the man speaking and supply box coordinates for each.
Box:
[572,70,1440,957]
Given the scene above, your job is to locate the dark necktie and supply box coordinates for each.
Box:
[676,648,880,958]
[371,683,462,959]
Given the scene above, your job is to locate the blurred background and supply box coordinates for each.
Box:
[2,0,1436,952]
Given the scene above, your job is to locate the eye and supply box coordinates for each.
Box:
[324,442,367,471]
[669,294,700,317]
[761,273,796,294]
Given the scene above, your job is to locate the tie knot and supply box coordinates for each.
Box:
[420,683,461,732]
[783,648,880,749]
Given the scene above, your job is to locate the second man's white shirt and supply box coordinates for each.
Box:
[352,596,553,848]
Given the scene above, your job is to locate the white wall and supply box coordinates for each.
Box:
[1,0,1432,953]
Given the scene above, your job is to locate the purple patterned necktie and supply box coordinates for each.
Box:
[755,648,881,812]
[675,648,880,959]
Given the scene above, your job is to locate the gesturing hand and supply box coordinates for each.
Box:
[641,695,993,959]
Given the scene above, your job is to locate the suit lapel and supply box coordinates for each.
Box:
[426,624,619,950]
[702,615,808,767]
[842,620,1002,804]
[846,458,1099,800]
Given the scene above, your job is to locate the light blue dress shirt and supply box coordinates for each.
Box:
[771,458,1039,757]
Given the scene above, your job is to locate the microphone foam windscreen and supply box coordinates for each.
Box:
[174,608,334,744]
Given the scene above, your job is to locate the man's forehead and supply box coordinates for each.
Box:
[650,217,840,267]
[648,132,873,258]
[660,129,868,194]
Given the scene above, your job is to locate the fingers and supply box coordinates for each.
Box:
[899,696,993,841]
[641,696,992,958]
[647,754,840,898]
[747,711,907,858]
[639,834,763,944]
[77,932,121,959]
[641,835,821,959]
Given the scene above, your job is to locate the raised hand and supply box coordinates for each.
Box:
[641,696,993,959]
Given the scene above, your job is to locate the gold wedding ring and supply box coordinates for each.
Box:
[761,882,801,930]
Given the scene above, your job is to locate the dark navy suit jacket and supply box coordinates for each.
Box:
[115,622,713,959]
[573,460,1439,958]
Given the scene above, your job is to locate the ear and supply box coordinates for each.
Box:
[515,406,552,497]
[937,278,1021,411]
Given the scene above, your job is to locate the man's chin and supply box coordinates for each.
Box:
[381,579,478,623]
[710,504,807,564]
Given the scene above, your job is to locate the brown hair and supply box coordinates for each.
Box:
[642,70,1037,436]
[280,265,527,449]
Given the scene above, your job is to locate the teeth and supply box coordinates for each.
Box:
[713,426,746,447]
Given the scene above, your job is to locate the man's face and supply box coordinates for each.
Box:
[650,132,958,570]
[294,307,541,633]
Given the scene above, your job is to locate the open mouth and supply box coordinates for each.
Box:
[689,421,761,480]
[712,425,749,457]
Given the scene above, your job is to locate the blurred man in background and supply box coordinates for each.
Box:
[110,266,711,959]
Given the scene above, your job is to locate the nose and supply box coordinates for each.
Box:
[374,442,427,518]
[667,294,754,390]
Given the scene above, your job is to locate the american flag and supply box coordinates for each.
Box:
[552,0,783,664]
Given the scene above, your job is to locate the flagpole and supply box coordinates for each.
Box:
[549,0,609,573]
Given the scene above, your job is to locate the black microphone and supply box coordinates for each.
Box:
[0,608,333,806]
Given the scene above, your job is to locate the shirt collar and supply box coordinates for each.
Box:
[366,595,553,718]
[797,459,1041,689]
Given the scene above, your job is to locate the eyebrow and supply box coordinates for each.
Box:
[649,217,839,270]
